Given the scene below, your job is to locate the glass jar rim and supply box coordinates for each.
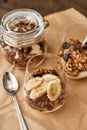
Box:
[0,8,44,40]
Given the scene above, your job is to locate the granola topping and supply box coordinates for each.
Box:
[6,19,36,33]
[59,39,87,77]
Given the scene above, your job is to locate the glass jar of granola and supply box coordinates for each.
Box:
[0,9,48,68]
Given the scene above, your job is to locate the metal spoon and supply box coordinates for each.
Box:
[82,35,87,47]
[3,72,28,130]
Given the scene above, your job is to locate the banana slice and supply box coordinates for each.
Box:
[30,81,47,99]
[30,44,42,54]
[47,79,61,101]
[25,77,42,90]
[32,44,40,50]
[42,74,60,83]
[30,48,42,54]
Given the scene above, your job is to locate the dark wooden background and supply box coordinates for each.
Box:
[0,0,87,17]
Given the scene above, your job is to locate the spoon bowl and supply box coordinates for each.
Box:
[3,72,18,94]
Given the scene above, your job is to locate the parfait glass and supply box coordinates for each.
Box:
[24,53,67,113]
[58,24,87,79]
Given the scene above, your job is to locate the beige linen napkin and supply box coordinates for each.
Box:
[0,8,87,130]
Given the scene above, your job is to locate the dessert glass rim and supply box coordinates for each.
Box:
[26,52,64,76]
[63,23,87,40]
[65,23,87,32]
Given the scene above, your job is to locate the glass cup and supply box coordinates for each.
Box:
[58,24,87,79]
[24,53,67,113]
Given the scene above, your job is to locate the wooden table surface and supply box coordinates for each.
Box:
[0,8,87,130]
[0,0,87,17]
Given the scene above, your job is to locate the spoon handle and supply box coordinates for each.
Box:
[13,95,28,130]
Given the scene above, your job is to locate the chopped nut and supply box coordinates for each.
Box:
[15,52,19,59]
[7,19,36,33]
[59,50,63,56]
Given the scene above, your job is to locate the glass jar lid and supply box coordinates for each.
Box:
[0,9,45,47]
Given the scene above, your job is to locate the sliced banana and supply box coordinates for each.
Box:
[30,81,48,99]
[42,74,60,83]
[32,44,40,50]
[47,79,61,101]
[30,44,42,54]
[30,49,42,54]
[25,77,43,91]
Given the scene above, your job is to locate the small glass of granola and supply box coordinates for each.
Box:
[24,53,67,113]
[58,24,87,79]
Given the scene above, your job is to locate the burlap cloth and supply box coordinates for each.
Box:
[0,8,87,130]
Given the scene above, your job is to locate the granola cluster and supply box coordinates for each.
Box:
[1,41,46,68]
[59,39,87,77]
[6,19,36,33]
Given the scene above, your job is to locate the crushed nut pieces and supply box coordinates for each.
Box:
[59,39,87,76]
[7,19,36,33]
